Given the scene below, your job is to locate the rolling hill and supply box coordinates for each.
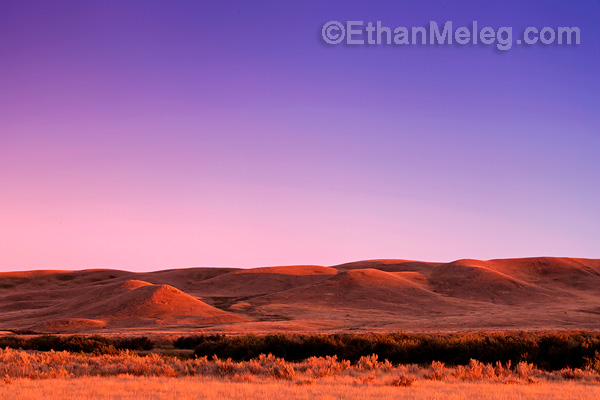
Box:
[0,257,598,333]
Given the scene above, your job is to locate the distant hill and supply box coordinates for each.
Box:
[0,257,598,333]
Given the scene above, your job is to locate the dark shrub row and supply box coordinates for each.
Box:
[175,332,600,371]
[0,335,154,354]
[114,336,154,351]
[174,334,225,349]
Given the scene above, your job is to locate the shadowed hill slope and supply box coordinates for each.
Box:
[250,268,474,320]
[190,265,338,297]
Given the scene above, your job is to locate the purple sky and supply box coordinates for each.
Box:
[1,0,598,271]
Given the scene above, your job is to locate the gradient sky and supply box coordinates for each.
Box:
[1,0,598,271]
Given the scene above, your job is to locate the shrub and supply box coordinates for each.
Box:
[183,331,600,370]
[173,335,224,349]
[389,373,415,387]
[115,337,154,351]
[585,351,600,373]
[0,335,153,354]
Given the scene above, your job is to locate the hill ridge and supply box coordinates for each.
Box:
[0,257,598,333]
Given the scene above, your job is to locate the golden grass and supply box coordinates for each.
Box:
[1,348,599,383]
[1,348,599,399]
[1,376,599,400]
[0,349,600,400]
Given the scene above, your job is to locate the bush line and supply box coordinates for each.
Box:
[173,332,600,371]
[3,331,599,371]
[0,335,153,354]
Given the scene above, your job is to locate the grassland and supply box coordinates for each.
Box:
[1,332,600,399]
[2,258,599,333]
[1,256,599,398]
[2,377,600,400]
[1,345,600,399]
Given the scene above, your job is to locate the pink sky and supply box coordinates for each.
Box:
[1,1,598,271]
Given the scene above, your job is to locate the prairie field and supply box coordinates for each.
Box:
[1,257,599,399]
[1,377,600,400]
[1,348,599,399]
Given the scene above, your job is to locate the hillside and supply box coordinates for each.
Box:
[0,257,598,333]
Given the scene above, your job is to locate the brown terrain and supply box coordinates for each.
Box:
[0,257,599,334]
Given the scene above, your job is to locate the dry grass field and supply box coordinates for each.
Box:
[0,348,599,399]
[1,377,600,400]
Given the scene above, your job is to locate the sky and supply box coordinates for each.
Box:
[0,0,598,271]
